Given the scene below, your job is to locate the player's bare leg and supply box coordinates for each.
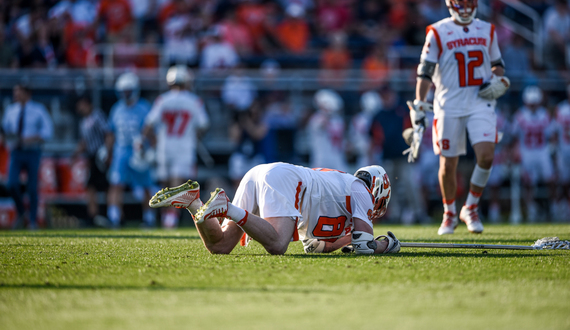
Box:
[460,142,494,233]
[438,155,459,235]
[107,184,124,228]
[195,189,296,255]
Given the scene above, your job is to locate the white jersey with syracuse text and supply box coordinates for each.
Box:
[554,100,570,153]
[145,90,209,161]
[512,107,553,153]
[421,18,502,117]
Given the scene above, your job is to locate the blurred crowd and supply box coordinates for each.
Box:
[0,0,568,74]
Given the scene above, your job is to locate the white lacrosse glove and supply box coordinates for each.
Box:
[402,126,424,163]
[478,75,510,100]
[408,100,432,129]
[303,238,325,253]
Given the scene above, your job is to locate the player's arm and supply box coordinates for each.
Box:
[479,27,510,100]
[303,235,352,254]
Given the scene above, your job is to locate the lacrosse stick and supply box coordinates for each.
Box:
[400,237,570,250]
[340,237,569,253]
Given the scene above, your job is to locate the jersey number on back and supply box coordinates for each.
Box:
[454,50,484,87]
[312,216,348,237]
[162,110,192,137]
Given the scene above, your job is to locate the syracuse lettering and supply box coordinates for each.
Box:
[447,37,487,50]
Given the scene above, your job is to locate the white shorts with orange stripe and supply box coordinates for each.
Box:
[432,109,497,157]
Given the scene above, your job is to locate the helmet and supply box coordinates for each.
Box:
[314,89,343,114]
[115,72,140,103]
[166,65,193,86]
[360,91,383,116]
[522,85,543,105]
[445,0,478,24]
[354,165,391,220]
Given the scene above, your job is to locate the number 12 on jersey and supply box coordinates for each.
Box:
[454,50,483,87]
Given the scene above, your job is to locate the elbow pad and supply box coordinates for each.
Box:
[417,61,437,81]
[351,231,377,254]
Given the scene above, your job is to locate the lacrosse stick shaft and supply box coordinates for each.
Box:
[400,242,535,250]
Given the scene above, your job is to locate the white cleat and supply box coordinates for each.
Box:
[438,212,458,235]
[194,188,228,224]
[460,205,484,234]
[149,180,200,209]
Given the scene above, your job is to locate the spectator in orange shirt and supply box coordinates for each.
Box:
[275,4,310,54]
[220,10,254,57]
[64,22,95,68]
[237,0,268,53]
[361,44,390,90]
[320,31,352,87]
[96,0,133,43]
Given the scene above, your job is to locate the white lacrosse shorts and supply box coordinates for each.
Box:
[432,109,498,157]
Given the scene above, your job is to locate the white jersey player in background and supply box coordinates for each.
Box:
[349,91,383,170]
[148,163,400,255]
[409,0,510,235]
[552,84,570,221]
[307,89,349,172]
[143,65,210,228]
[511,86,556,222]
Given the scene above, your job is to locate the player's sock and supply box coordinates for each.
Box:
[226,203,247,221]
[186,199,203,215]
[443,198,456,215]
[465,189,483,207]
[107,205,121,225]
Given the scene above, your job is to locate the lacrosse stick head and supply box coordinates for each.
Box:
[531,237,570,250]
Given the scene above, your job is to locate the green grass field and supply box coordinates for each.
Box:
[1,224,569,330]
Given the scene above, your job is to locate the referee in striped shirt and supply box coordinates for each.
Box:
[73,95,110,227]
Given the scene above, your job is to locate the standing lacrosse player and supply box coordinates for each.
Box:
[409,0,510,235]
[143,65,209,228]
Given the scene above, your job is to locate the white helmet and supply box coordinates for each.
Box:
[354,165,391,220]
[115,72,140,103]
[522,85,543,105]
[445,0,478,24]
[166,65,193,86]
[360,91,383,116]
[314,89,343,114]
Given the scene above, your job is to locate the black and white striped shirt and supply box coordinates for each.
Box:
[79,109,109,156]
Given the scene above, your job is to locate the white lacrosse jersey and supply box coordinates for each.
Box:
[554,100,570,153]
[145,90,209,162]
[232,163,375,241]
[512,106,553,153]
[421,18,502,117]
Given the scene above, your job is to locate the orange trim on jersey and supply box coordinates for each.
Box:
[426,25,443,59]
[490,24,495,47]
[240,233,247,246]
[433,118,441,155]
[495,131,498,143]
[346,196,352,214]
[294,181,302,210]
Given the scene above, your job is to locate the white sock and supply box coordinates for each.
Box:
[443,198,456,215]
[226,203,246,222]
[187,199,203,215]
[465,189,482,207]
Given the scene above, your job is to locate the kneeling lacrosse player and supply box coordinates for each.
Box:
[149,162,400,255]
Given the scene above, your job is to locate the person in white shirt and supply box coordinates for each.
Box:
[307,89,348,172]
[1,84,53,229]
[149,163,400,256]
[409,0,510,235]
[199,26,239,71]
[512,86,556,222]
[143,65,209,228]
